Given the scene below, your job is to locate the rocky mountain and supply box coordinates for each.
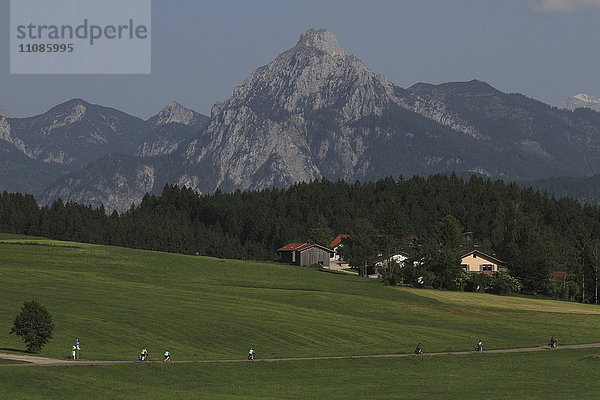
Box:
[39,104,211,210]
[18,29,600,211]
[40,153,167,212]
[559,93,600,112]
[174,29,485,193]
[5,99,150,170]
[171,28,600,194]
[0,139,65,195]
[135,102,209,157]
[0,106,12,118]
[1,99,207,197]
[407,81,600,178]
[0,99,152,196]
[147,101,208,128]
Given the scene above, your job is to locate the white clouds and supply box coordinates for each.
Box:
[528,0,600,14]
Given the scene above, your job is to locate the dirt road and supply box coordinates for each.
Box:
[2,343,599,367]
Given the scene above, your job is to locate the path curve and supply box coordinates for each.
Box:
[2,343,599,367]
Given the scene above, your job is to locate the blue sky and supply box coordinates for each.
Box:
[1,0,599,119]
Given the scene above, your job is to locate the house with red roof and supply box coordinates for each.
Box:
[277,242,334,267]
[329,234,349,261]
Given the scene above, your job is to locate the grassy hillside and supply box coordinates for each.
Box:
[1,235,599,362]
[2,235,600,398]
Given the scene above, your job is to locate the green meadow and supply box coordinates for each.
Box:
[1,235,600,398]
[2,350,600,399]
[0,358,28,364]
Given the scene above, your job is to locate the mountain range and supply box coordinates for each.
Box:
[3,28,600,211]
[0,100,209,199]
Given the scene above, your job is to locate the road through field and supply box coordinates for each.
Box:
[2,343,600,367]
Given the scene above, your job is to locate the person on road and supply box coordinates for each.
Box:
[476,340,483,352]
[163,350,171,362]
[248,347,255,360]
[415,342,423,354]
[140,347,148,362]
[550,336,557,348]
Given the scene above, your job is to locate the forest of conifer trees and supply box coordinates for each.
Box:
[2,174,600,303]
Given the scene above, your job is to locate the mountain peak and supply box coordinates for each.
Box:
[63,98,89,107]
[149,101,200,127]
[44,98,92,117]
[165,100,184,109]
[0,105,12,118]
[223,28,389,118]
[44,98,90,120]
[295,28,346,57]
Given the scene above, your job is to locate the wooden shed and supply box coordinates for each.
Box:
[276,243,334,267]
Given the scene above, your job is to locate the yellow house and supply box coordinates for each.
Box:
[460,250,503,273]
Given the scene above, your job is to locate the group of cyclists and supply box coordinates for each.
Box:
[414,337,557,354]
[247,337,557,359]
[139,347,171,362]
[139,347,250,362]
[138,337,558,362]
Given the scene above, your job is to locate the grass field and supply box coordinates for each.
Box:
[1,234,600,398]
[0,358,28,364]
[2,350,600,399]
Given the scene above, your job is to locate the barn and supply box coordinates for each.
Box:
[276,243,334,267]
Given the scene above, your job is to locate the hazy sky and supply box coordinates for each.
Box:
[1,0,600,119]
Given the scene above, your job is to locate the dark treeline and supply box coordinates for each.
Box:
[2,174,600,302]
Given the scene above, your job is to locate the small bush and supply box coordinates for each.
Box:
[464,273,491,292]
[487,271,522,295]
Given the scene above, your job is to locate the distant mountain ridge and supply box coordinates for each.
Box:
[7,98,150,169]
[0,100,208,196]
[408,81,600,177]
[4,28,600,212]
[559,93,600,112]
[41,153,168,212]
